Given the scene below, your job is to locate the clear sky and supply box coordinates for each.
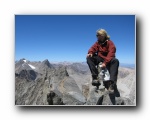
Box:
[15,15,135,64]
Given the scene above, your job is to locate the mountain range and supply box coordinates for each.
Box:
[15,58,136,105]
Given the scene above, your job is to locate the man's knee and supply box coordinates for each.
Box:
[115,58,119,63]
[111,58,119,65]
[86,57,93,64]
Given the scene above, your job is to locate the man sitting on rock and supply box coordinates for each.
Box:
[86,29,120,97]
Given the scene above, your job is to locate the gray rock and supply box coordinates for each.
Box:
[19,69,37,80]
[15,59,136,105]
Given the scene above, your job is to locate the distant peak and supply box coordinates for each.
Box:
[43,59,49,62]
[42,59,50,64]
[42,59,53,68]
[21,58,26,60]
[18,58,27,63]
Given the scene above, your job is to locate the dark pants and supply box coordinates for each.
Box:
[87,56,119,81]
[87,56,120,97]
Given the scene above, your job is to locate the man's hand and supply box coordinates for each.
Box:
[86,53,93,58]
[101,63,106,68]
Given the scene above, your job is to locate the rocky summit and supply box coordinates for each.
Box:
[15,59,136,106]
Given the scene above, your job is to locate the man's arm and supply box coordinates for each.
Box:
[103,40,116,65]
[87,42,98,56]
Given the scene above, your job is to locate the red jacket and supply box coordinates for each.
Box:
[88,40,116,65]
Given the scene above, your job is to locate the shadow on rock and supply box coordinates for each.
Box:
[47,91,64,105]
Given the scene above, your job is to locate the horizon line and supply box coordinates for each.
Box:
[15,58,135,65]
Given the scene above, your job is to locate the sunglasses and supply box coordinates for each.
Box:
[96,34,105,37]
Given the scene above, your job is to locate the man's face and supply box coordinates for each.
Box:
[97,34,105,42]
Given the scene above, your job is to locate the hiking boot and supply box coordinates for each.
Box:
[104,80,115,93]
[92,79,101,86]
[92,75,101,86]
[108,83,115,94]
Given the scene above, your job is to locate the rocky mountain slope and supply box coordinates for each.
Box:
[15,59,135,105]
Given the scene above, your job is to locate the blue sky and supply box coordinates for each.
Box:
[15,15,135,64]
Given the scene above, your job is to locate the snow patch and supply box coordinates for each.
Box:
[28,64,36,69]
[23,60,27,63]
